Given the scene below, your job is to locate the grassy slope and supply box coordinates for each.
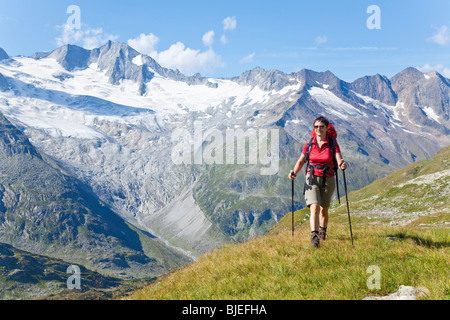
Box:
[125,146,450,300]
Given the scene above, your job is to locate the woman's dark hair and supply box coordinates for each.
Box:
[313,116,329,127]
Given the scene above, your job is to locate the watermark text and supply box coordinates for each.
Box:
[67,265,81,289]
[171,121,279,176]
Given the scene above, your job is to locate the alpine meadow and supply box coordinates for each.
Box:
[127,146,449,300]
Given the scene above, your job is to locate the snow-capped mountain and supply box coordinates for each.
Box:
[0,41,448,258]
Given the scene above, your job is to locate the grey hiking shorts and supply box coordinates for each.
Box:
[304,173,336,208]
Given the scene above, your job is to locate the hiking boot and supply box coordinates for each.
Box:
[319,227,327,241]
[311,231,320,248]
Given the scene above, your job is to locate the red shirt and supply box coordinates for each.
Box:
[302,136,341,177]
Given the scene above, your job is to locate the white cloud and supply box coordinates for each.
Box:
[220,16,236,45]
[223,16,237,31]
[240,52,255,64]
[418,63,450,78]
[127,32,224,76]
[315,35,328,45]
[157,42,224,76]
[220,34,229,45]
[55,24,119,49]
[127,33,159,59]
[202,30,215,47]
[443,69,450,78]
[427,25,450,46]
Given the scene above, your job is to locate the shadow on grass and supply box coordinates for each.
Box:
[385,232,449,249]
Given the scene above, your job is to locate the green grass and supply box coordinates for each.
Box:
[124,146,450,300]
[125,222,448,300]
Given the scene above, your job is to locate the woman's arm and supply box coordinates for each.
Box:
[289,153,306,180]
[335,152,347,170]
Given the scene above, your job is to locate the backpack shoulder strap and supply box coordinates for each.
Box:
[328,136,341,203]
[329,136,336,151]
[305,137,314,160]
[328,136,338,167]
[304,137,314,173]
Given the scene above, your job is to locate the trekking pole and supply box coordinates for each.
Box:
[335,170,340,204]
[291,176,295,237]
[342,169,354,246]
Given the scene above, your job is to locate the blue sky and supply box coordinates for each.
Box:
[1,0,449,82]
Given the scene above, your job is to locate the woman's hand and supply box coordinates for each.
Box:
[339,160,347,171]
[289,170,296,181]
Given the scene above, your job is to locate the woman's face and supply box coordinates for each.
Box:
[314,121,327,136]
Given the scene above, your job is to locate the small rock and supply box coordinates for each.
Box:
[363,285,427,300]
[397,285,416,300]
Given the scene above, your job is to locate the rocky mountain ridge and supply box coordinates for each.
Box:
[0,111,191,279]
[0,42,448,259]
[32,41,217,95]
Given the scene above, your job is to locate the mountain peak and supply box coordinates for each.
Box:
[30,42,155,93]
[390,67,424,83]
[96,40,140,58]
[46,44,91,71]
[231,66,297,91]
[0,48,9,60]
[350,73,397,105]
[294,68,348,96]
[93,41,141,68]
[424,70,450,86]
[29,41,219,93]
[389,67,450,132]
[297,68,341,84]
[401,66,423,74]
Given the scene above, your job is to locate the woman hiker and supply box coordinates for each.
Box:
[289,116,347,247]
